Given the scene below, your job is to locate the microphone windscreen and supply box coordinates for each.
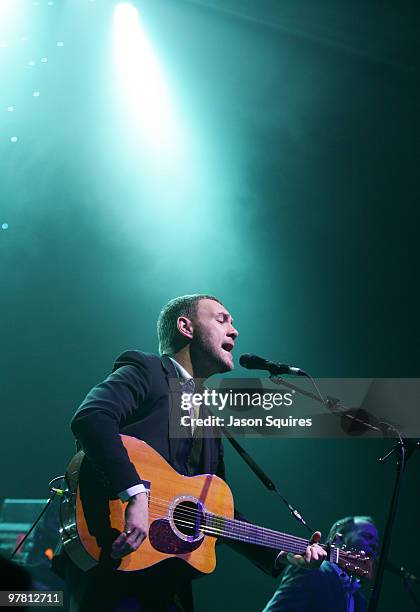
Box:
[239,354,268,370]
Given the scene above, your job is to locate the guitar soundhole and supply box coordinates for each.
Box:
[173,501,203,540]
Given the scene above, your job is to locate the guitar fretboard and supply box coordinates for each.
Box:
[203,513,319,556]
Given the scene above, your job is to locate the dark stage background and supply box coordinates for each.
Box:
[1,1,419,610]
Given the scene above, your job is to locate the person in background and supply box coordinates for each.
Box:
[263,515,379,612]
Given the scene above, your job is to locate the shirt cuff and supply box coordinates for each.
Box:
[118,484,148,502]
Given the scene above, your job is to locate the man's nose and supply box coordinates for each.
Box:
[228,326,239,340]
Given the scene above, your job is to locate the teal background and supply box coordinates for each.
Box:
[1,1,419,609]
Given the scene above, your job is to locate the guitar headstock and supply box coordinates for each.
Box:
[329,545,374,580]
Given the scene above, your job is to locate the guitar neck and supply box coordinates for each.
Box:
[203,513,320,557]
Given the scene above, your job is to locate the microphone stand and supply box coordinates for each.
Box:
[386,561,420,610]
[220,422,314,533]
[268,374,419,611]
[367,438,419,612]
[402,575,420,610]
[269,375,384,434]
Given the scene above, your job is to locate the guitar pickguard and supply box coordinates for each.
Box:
[149,519,203,555]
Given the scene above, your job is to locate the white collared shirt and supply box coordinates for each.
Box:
[170,357,201,431]
[169,356,192,381]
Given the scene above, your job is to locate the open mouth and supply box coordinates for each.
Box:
[222,343,234,353]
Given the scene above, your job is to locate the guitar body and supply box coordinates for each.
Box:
[60,435,234,574]
[59,435,374,580]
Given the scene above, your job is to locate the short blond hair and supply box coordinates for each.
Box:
[157,294,223,355]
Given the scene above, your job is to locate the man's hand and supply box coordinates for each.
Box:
[111,492,149,559]
[277,531,328,569]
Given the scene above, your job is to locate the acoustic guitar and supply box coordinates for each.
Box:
[59,435,373,579]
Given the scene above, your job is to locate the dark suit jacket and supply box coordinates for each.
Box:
[71,351,224,495]
[263,562,367,612]
[69,351,282,578]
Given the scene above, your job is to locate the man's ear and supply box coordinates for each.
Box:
[177,316,194,341]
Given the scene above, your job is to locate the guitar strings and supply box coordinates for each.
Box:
[148,495,311,544]
[113,490,363,561]
[148,500,302,547]
[142,509,318,554]
[145,510,308,551]
[143,509,363,568]
[145,509,289,548]
[146,497,313,548]
[147,493,311,544]
[115,506,365,572]
[145,508,308,550]
[120,496,316,551]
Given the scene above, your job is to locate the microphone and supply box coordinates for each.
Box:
[239,354,306,376]
[385,560,419,583]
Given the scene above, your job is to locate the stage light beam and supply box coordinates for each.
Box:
[112,2,182,154]
[0,1,15,21]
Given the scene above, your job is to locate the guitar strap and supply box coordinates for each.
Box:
[220,424,313,533]
[163,355,313,533]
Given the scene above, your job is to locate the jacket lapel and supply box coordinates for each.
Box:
[160,355,186,465]
[160,356,218,474]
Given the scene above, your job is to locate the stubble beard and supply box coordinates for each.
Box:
[190,329,231,377]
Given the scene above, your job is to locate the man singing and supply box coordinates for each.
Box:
[63,294,326,611]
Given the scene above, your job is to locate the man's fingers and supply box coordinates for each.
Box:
[278,530,327,569]
[111,532,130,559]
[130,530,146,550]
[302,530,325,565]
[111,529,147,559]
[111,531,128,551]
[310,530,322,544]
